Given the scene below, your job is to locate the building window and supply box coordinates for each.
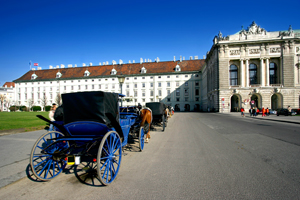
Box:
[150,90,154,96]
[142,77,145,79]
[185,89,188,96]
[126,84,129,88]
[85,85,88,90]
[167,76,170,78]
[195,81,199,86]
[150,83,153,87]
[176,82,179,87]
[185,75,188,78]
[85,80,88,82]
[134,91,138,97]
[269,62,277,84]
[126,91,130,97]
[71,86,74,90]
[167,98,170,102]
[150,77,153,79]
[158,90,162,96]
[185,97,188,101]
[176,89,180,96]
[78,85,81,90]
[112,84,115,89]
[176,98,180,102]
[249,63,258,85]
[99,84,101,89]
[142,91,145,97]
[185,81,188,86]
[230,64,238,86]
[158,83,161,87]
[92,85,94,89]
[25,93,27,100]
[134,83,137,88]
[142,83,145,88]
[134,77,137,80]
[105,84,108,89]
[167,82,170,87]
[126,78,129,80]
[195,89,199,96]
[167,90,170,95]
[196,97,199,101]
[64,86,66,90]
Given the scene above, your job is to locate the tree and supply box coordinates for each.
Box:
[55,93,62,106]
[27,98,34,111]
[40,93,48,111]
[0,94,6,112]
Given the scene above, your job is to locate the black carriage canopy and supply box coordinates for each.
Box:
[145,102,166,115]
[62,91,120,128]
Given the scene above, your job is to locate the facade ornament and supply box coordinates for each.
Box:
[239,21,266,36]
[270,47,281,53]
[230,50,240,56]
[279,25,294,37]
[249,49,260,54]
[217,31,229,41]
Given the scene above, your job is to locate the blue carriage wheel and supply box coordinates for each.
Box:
[139,127,145,151]
[30,131,69,181]
[97,131,122,186]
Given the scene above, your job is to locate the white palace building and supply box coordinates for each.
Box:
[11,22,300,112]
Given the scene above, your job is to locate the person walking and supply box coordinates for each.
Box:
[262,107,266,117]
[266,107,269,116]
[252,107,256,117]
[241,107,245,117]
[249,108,252,117]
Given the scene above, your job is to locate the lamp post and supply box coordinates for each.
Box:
[118,74,125,107]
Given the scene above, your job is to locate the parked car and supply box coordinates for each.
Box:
[276,109,296,116]
[268,109,277,115]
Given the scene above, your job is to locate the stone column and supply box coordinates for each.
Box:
[246,59,249,87]
[240,59,244,87]
[266,58,269,86]
[260,58,264,86]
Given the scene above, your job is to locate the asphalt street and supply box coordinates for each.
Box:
[0,112,299,199]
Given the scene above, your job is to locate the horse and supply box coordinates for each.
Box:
[140,108,152,143]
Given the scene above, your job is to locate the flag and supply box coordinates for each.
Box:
[34,63,38,66]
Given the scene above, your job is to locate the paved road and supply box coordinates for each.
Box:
[0,113,299,199]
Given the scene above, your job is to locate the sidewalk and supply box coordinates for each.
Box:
[221,112,300,124]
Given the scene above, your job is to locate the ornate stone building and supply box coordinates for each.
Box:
[204,22,300,112]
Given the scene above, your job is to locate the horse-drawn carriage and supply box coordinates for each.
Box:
[145,102,168,131]
[30,91,145,185]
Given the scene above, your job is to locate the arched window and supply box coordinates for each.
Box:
[269,62,277,84]
[249,63,257,85]
[229,65,238,86]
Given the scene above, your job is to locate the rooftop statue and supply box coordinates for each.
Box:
[239,21,266,35]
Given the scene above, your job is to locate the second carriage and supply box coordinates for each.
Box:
[145,102,168,131]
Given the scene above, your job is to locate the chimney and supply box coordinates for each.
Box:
[31,68,36,70]
[89,62,92,66]
[156,57,160,62]
[129,60,131,63]
[60,64,65,68]
[140,58,143,64]
[103,62,105,65]
[37,67,42,70]
[174,56,176,62]
[56,65,59,69]
[180,55,182,62]
[74,64,77,67]
[49,65,53,69]
[133,60,135,63]
[194,56,198,59]
[112,60,117,65]
[68,64,72,68]
[106,61,109,65]
[99,62,102,65]
[183,56,185,60]
[203,55,205,59]
[119,59,123,65]
[82,63,86,67]
[189,56,193,60]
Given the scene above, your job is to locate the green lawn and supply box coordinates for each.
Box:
[0,112,50,131]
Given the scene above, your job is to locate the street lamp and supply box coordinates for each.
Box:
[118,74,125,107]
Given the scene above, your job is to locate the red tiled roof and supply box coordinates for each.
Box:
[14,60,204,82]
[3,82,15,87]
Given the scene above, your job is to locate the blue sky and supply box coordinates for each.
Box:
[0,0,299,85]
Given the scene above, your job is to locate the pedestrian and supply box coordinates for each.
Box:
[266,107,269,116]
[262,107,266,117]
[48,103,57,131]
[249,108,252,117]
[252,107,256,117]
[288,106,292,115]
[241,107,245,117]
[256,107,260,116]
